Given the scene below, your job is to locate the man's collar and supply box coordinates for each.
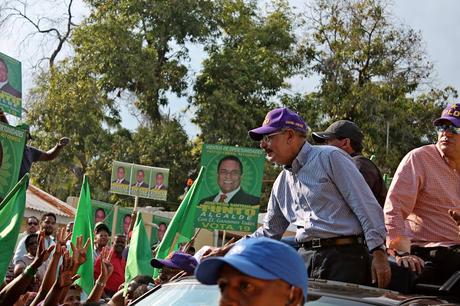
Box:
[285,142,312,174]
[0,80,8,88]
[218,186,241,200]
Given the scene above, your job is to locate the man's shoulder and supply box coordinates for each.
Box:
[403,144,439,163]
[232,189,260,205]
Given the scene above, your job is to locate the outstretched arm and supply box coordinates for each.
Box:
[38,137,70,161]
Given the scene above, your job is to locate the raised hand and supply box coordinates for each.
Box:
[32,231,55,269]
[58,137,70,147]
[100,247,114,282]
[57,250,80,289]
[70,235,90,270]
[53,227,69,258]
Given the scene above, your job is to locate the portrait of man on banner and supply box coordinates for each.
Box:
[199,144,265,206]
[0,52,22,118]
[201,155,259,205]
[109,161,132,196]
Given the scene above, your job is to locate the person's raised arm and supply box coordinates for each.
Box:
[87,247,114,303]
[0,232,54,305]
[38,137,70,161]
[31,227,70,306]
[57,235,90,304]
[43,250,79,306]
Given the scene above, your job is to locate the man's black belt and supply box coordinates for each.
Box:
[300,235,365,250]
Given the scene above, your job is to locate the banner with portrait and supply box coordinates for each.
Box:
[109,161,169,201]
[91,200,115,231]
[0,123,26,199]
[0,52,22,117]
[195,144,265,232]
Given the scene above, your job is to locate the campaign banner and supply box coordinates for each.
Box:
[116,207,133,236]
[151,215,170,246]
[195,144,265,232]
[91,200,115,231]
[109,161,169,201]
[0,52,22,117]
[0,122,26,199]
[195,202,260,232]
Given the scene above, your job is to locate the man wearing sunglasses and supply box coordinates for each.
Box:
[243,108,390,289]
[384,103,460,292]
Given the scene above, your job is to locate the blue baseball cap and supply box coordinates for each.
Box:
[195,237,308,299]
[248,107,308,141]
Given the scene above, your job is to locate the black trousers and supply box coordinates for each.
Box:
[298,244,416,293]
[298,244,372,286]
[412,246,460,286]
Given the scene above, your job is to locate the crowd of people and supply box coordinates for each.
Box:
[1,103,459,305]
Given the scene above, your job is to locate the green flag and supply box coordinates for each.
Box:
[71,175,94,295]
[154,167,205,270]
[0,174,28,281]
[125,212,154,288]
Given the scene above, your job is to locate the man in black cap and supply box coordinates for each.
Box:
[93,222,111,259]
[313,120,387,208]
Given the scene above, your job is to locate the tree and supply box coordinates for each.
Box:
[26,58,121,199]
[71,0,220,121]
[0,0,77,68]
[190,0,306,147]
[297,0,455,173]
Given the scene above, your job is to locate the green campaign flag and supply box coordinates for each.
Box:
[125,212,154,288]
[0,174,28,281]
[154,167,205,271]
[71,175,94,295]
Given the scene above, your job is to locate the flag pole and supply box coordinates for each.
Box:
[221,230,227,247]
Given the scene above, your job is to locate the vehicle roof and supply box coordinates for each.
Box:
[148,277,458,306]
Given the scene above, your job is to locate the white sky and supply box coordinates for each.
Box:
[1,0,459,136]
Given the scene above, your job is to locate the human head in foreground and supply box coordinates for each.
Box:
[196,237,307,306]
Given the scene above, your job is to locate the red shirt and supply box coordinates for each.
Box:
[94,251,126,293]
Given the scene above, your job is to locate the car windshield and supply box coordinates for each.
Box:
[133,281,381,306]
[134,283,220,306]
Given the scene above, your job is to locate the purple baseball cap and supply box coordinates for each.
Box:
[433,103,460,127]
[151,252,198,275]
[248,107,308,141]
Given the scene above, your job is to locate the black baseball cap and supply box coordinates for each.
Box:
[94,222,111,235]
[312,120,363,144]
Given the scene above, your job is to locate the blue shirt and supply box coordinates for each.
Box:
[251,142,386,251]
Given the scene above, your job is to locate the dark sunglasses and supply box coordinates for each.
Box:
[28,222,38,226]
[436,124,460,135]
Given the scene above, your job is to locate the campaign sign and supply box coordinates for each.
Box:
[0,52,22,117]
[194,144,265,232]
[0,123,26,199]
[109,161,169,201]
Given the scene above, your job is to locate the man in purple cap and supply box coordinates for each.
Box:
[384,103,460,291]
[243,107,390,288]
[151,251,198,284]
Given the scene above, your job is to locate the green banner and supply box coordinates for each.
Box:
[195,144,265,232]
[0,52,22,117]
[195,202,260,232]
[91,200,115,231]
[150,215,170,246]
[0,122,26,199]
[116,206,134,236]
[109,161,169,201]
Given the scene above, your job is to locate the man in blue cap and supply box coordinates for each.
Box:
[203,108,390,288]
[196,237,306,306]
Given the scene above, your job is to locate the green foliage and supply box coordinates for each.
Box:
[191,0,306,147]
[72,0,220,121]
[291,0,457,174]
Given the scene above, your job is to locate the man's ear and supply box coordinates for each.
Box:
[286,286,303,306]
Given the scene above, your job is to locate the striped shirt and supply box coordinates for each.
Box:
[384,144,460,247]
[251,142,386,251]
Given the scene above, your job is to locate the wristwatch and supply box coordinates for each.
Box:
[370,244,387,253]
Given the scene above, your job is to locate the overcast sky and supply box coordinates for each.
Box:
[1,0,459,136]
